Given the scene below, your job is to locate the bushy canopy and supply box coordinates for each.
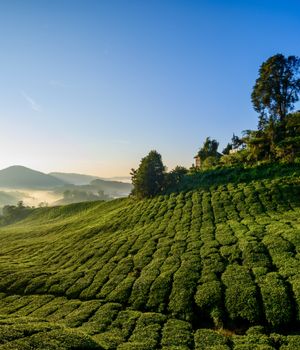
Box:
[251,54,300,127]
[131,150,166,198]
[198,137,219,161]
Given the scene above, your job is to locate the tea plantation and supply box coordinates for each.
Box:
[0,168,300,349]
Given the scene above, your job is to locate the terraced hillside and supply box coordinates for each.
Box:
[0,171,300,349]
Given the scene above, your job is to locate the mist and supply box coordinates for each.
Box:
[0,188,63,208]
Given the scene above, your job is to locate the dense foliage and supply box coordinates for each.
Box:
[0,166,299,348]
[131,150,166,198]
[196,137,221,170]
[167,162,300,193]
[230,54,300,164]
[0,201,33,226]
[189,54,300,172]
[251,54,300,126]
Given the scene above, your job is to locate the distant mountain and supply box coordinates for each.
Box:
[90,178,132,196]
[50,172,133,197]
[0,166,66,189]
[49,172,100,185]
[52,179,132,199]
[50,172,131,185]
[105,176,131,183]
[0,166,132,200]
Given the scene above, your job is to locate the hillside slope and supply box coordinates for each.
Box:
[0,166,65,189]
[0,170,300,349]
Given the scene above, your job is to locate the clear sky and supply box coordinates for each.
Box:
[1,0,300,177]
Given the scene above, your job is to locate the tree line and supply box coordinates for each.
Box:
[131,54,300,198]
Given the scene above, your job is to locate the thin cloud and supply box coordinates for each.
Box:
[21,91,41,112]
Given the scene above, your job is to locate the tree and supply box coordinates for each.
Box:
[222,143,232,155]
[131,150,166,198]
[251,54,300,128]
[231,133,244,149]
[285,110,300,137]
[275,111,300,161]
[197,137,220,169]
[1,201,31,225]
[198,137,219,161]
[223,134,244,155]
[165,166,188,190]
[250,54,300,161]
[17,200,25,209]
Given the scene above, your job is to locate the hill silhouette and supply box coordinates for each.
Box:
[50,172,132,196]
[50,172,101,185]
[0,166,66,189]
[90,178,132,195]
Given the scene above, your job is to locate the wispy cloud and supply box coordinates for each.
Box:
[21,91,41,112]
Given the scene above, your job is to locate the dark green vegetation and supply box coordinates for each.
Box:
[131,150,165,199]
[251,55,300,128]
[0,165,300,349]
[215,54,300,165]
[0,201,32,226]
[0,192,23,209]
[170,163,300,193]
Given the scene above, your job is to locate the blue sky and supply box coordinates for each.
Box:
[1,0,300,176]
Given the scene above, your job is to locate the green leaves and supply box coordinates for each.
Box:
[131,150,166,198]
[222,265,260,324]
[251,54,300,123]
[248,54,300,161]
[259,273,292,327]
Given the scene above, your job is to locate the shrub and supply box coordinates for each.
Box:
[259,273,293,327]
[194,329,230,350]
[195,280,222,310]
[161,319,193,348]
[222,265,260,323]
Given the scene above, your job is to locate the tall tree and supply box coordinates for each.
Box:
[231,133,244,149]
[131,150,165,198]
[196,137,220,170]
[223,134,244,155]
[198,137,219,160]
[251,54,300,129]
[276,111,300,161]
[222,143,232,155]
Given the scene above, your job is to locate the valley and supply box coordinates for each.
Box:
[0,166,132,210]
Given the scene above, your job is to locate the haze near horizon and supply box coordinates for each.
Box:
[1,0,300,177]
